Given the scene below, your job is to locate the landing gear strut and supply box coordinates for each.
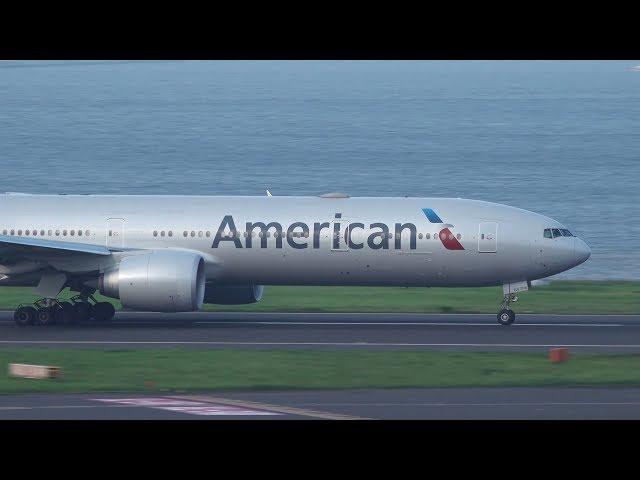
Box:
[497,294,517,326]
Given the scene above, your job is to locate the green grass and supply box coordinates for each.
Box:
[2,349,640,394]
[1,281,637,314]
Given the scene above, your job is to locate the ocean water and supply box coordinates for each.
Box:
[0,60,638,280]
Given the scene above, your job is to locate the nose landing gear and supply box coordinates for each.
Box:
[497,294,517,326]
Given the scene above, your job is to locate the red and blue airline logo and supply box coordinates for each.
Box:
[422,208,464,250]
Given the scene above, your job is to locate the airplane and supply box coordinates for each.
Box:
[0,192,590,326]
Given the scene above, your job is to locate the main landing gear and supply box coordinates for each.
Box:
[497,293,518,326]
[13,292,116,327]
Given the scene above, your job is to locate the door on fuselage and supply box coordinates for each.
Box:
[106,218,125,249]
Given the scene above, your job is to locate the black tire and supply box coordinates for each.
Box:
[86,302,95,320]
[93,302,116,322]
[55,302,75,324]
[497,308,516,326]
[35,307,56,326]
[72,302,92,323]
[14,306,36,326]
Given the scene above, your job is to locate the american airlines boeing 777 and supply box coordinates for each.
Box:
[0,192,590,326]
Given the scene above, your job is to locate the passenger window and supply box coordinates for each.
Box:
[48,230,52,236]
[552,228,561,238]
[78,230,82,236]
[18,230,22,236]
[10,229,15,235]
[55,230,60,236]
[160,231,165,237]
[25,230,30,236]
[40,230,45,236]
[543,229,552,239]
[168,231,173,237]
[2,230,6,235]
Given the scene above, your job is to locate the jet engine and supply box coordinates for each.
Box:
[203,284,264,305]
[99,250,206,312]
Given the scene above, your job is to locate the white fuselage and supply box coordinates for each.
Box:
[0,194,590,288]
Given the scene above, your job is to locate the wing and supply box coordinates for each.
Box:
[0,235,117,284]
[0,235,112,257]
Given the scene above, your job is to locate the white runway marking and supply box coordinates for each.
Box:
[2,340,640,348]
[96,398,205,407]
[1,312,638,319]
[190,312,640,318]
[0,405,133,411]
[299,401,640,407]
[192,321,624,327]
[94,397,280,416]
[157,405,278,416]
[169,394,368,420]
[0,321,628,327]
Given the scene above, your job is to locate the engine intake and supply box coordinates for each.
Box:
[99,250,206,312]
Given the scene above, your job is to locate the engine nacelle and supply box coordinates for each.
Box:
[204,284,264,305]
[99,250,206,312]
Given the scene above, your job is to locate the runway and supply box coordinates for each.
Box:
[3,387,640,419]
[0,311,639,352]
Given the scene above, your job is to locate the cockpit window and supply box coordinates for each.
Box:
[551,228,562,238]
[560,229,574,237]
[543,228,552,238]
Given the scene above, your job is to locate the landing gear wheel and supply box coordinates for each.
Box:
[497,309,516,326]
[35,307,56,326]
[14,306,36,326]
[72,302,92,323]
[93,302,116,322]
[55,302,75,325]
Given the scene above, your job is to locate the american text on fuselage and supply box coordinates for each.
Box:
[210,213,463,251]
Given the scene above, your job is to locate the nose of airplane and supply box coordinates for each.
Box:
[574,238,591,266]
